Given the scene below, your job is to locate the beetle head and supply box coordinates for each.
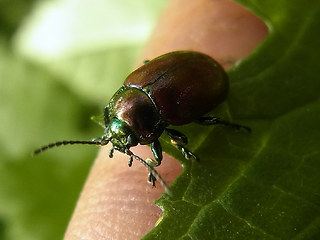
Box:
[105,118,139,151]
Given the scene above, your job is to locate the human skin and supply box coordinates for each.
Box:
[64,0,268,239]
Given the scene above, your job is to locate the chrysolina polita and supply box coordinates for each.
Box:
[34,51,250,191]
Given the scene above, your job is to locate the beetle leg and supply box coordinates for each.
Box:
[150,139,163,166]
[148,173,156,186]
[195,116,251,132]
[147,140,163,186]
[109,147,114,158]
[128,155,134,167]
[164,128,198,161]
[164,128,188,145]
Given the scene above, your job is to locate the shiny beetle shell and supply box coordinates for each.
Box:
[125,51,229,125]
[105,51,229,146]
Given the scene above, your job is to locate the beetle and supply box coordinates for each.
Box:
[34,51,250,191]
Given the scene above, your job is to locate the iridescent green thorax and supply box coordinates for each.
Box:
[104,118,138,151]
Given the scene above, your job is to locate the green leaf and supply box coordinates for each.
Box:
[143,0,320,239]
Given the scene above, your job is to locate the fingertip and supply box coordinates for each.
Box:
[140,0,268,69]
[65,145,182,240]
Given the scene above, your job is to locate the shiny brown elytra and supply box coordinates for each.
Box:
[34,51,250,192]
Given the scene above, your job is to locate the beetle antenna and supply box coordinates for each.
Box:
[33,140,109,155]
[127,151,171,194]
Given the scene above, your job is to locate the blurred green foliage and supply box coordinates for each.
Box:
[0,0,166,239]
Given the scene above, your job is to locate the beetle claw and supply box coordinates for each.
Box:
[178,146,199,161]
[148,173,156,186]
